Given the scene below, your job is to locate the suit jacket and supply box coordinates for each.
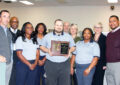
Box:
[9,28,21,43]
[0,26,12,64]
[94,33,106,66]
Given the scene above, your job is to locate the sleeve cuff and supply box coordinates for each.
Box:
[16,49,23,51]
[72,53,76,55]
[93,56,100,58]
[37,48,40,50]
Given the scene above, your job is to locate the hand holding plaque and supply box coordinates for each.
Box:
[50,40,69,56]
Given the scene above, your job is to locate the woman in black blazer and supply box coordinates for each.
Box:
[92,23,106,85]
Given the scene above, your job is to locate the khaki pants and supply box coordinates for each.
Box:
[5,61,13,85]
[0,62,6,85]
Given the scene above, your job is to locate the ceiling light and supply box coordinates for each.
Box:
[108,0,118,3]
[19,0,34,5]
[4,0,17,2]
[11,0,17,2]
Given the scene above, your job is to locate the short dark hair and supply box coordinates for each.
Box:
[82,27,94,42]
[0,10,9,17]
[54,19,63,24]
[109,15,119,21]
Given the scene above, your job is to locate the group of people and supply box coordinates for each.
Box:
[0,9,120,85]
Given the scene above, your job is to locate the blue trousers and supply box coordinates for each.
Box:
[36,56,45,85]
[76,63,95,85]
[16,60,37,85]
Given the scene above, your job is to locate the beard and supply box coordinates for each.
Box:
[111,27,117,30]
[54,29,63,33]
[110,25,119,30]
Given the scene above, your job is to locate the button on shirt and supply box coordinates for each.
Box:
[41,32,75,63]
[37,38,46,56]
[73,41,100,64]
[16,37,39,60]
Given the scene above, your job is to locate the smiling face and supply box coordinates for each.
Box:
[83,29,92,41]
[54,21,63,33]
[38,25,44,34]
[25,24,33,36]
[109,17,119,30]
[94,24,102,34]
[10,17,19,30]
[0,12,10,27]
[70,25,78,35]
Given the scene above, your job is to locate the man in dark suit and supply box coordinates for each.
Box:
[0,10,12,85]
[9,16,21,85]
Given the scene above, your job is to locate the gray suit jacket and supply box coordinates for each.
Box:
[0,26,12,64]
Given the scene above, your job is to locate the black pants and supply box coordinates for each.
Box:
[71,70,78,85]
[9,51,19,85]
[44,59,70,85]
[92,62,105,85]
[35,56,45,85]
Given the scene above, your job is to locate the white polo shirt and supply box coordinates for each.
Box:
[16,36,39,60]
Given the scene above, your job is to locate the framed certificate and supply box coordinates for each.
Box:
[51,40,69,56]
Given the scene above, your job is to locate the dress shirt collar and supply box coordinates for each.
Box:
[112,26,120,33]
[53,30,64,36]
[10,27,18,34]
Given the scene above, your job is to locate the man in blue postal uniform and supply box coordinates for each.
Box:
[40,19,75,85]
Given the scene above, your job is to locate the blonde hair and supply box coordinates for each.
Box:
[69,24,78,34]
[94,22,103,28]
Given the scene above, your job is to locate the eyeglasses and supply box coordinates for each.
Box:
[94,27,102,29]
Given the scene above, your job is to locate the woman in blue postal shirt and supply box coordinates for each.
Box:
[71,28,100,85]
[16,22,39,85]
[35,23,47,85]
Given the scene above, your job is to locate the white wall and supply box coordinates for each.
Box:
[1,5,118,85]
[1,6,120,32]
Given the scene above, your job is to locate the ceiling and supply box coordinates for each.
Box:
[0,0,120,7]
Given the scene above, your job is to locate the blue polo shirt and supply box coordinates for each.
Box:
[73,41,100,64]
[37,38,46,56]
[40,31,75,63]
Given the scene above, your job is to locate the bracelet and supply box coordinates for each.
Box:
[88,68,91,71]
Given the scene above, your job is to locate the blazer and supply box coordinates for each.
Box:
[94,33,106,66]
[9,28,21,43]
[0,26,12,64]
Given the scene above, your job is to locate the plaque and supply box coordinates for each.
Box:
[51,40,69,56]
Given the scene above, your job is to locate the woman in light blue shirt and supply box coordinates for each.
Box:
[71,28,100,85]
[34,23,47,85]
[16,22,39,85]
